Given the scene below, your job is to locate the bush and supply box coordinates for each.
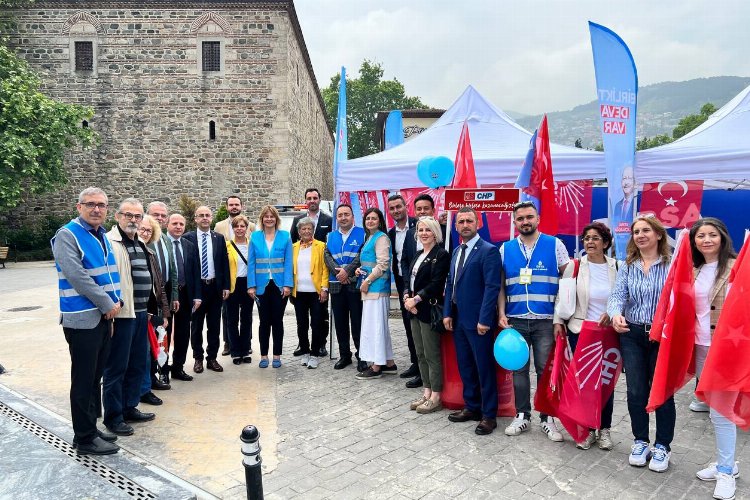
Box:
[0,213,76,261]
[176,195,199,231]
[212,203,228,229]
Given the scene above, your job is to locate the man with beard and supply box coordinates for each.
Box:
[103,198,156,436]
[145,201,177,389]
[498,201,570,442]
[443,207,501,435]
[214,195,254,356]
[387,194,419,385]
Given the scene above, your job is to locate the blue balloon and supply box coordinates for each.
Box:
[428,156,455,187]
[494,328,530,371]
[416,156,437,188]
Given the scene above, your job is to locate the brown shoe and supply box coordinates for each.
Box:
[206,359,223,372]
[475,418,498,435]
[221,344,230,356]
[409,396,428,411]
[448,409,482,422]
[193,360,204,373]
[416,400,443,414]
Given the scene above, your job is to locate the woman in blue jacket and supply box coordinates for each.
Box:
[248,205,293,368]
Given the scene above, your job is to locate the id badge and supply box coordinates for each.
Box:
[519,267,533,285]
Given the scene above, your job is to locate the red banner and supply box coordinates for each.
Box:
[534,335,571,417]
[401,187,445,218]
[556,180,594,236]
[640,180,704,229]
[558,322,623,440]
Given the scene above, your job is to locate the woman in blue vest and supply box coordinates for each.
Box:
[355,207,396,380]
[607,216,672,472]
[248,205,293,368]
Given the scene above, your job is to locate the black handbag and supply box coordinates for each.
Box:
[429,298,447,333]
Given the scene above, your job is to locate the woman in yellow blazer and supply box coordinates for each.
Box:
[292,217,330,369]
[225,215,254,365]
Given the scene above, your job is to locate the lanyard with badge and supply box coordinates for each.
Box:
[518,236,539,285]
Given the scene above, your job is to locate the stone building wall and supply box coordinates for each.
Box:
[6,0,333,222]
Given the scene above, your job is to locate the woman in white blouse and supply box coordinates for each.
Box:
[554,222,618,451]
[690,217,738,500]
[226,215,253,365]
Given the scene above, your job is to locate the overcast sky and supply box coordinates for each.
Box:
[294,0,750,115]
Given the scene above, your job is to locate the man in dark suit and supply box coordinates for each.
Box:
[443,206,502,435]
[387,194,420,387]
[184,205,230,373]
[290,188,333,357]
[290,188,333,244]
[166,214,202,382]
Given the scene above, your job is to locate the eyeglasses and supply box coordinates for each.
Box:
[81,202,108,210]
[138,227,153,234]
[119,212,143,221]
[582,236,602,242]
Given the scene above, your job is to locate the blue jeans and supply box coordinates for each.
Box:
[620,322,676,450]
[711,407,737,474]
[103,311,149,427]
[511,318,555,417]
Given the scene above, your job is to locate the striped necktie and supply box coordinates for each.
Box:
[201,232,209,279]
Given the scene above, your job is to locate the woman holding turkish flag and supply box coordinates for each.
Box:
[607,216,673,472]
[689,218,738,500]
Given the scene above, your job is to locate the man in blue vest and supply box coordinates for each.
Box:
[443,207,502,435]
[324,204,366,371]
[499,201,570,441]
[52,187,122,455]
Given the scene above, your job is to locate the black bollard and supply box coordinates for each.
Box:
[241,425,263,500]
[0,363,5,374]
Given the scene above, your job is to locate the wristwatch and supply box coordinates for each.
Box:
[364,277,372,285]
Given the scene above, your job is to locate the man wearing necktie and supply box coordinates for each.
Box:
[184,206,230,374]
[166,214,201,381]
[145,201,178,388]
[442,207,501,435]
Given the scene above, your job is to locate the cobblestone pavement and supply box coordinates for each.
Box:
[227,314,749,500]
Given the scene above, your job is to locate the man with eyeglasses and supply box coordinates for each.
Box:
[145,201,177,388]
[103,198,157,436]
[498,201,571,441]
[184,206,230,374]
[52,187,122,455]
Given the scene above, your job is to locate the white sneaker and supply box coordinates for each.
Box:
[648,444,671,472]
[629,440,652,467]
[301,354,310,366]
[697,462,740,481]
[690,399,710,412]
[307,356,319,369]
[714,472,737,500]
[504,413,530,436]
[541,418,564,442]
[576,430,597,450]
[598,428,614,450]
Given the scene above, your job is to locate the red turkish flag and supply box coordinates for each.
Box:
[696,236,750,429]
[534,335,571,417]
[558,322,623,441]
[640,180,704,229]
[646,231,696,412]
[533,116,559,236]
[556,180,594,236]
[451,121,478,189]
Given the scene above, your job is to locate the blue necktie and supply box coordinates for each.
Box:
[201,233,209,279]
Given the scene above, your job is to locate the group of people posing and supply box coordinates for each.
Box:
[54,185,740,500]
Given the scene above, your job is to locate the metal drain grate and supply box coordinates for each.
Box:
[6,306,42,312]
[0,402,156,499]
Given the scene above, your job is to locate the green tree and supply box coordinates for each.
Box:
[322,60,428,159]
[1,40,97,210]
[672,102,716,139]
[636,134,673,150]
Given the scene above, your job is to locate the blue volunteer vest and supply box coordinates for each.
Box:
[359,231,391,294]
[52,219,121,314]
[503,233,559,316]
[326,226,365,282]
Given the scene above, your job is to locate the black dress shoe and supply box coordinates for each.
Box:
[357,360,369,373]
[334,357,352,370]
[140,391,163,406]
[242,356,252,364]
[475,418,498,435]
[193,359,204,373]
[123,408,156,423]
[97,429,117,442]
[448,409,482,423]
[171,369,193,381]
[400,363,420,379]
[206,359,223,372]
[405,376,423,388]
[233,358,242,365]
[293,347,310,357]
[318,347,328,357]
[76,436,120,455]
[151,377,171,390]
[106,422,134,436]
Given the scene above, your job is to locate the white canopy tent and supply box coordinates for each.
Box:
[635,84,750,185]
[336,86,606,192]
